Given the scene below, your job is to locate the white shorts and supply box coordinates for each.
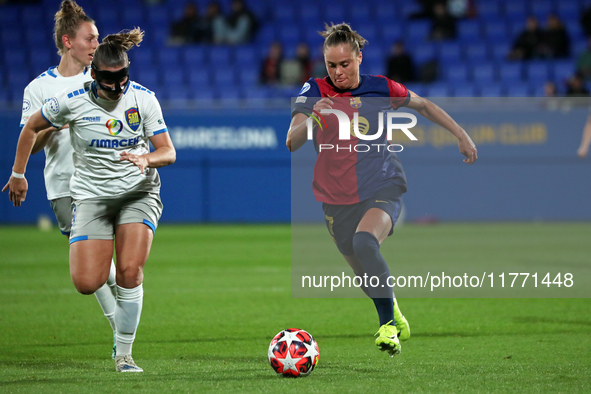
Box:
[70,192,163,244]
[50,196,73,235]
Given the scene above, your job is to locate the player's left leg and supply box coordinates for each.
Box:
[343,253,410,342]
[355,208,394,322]
[112,222,153,372]
[354,207,402,355]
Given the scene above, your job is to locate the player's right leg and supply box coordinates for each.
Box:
[55,197,118,355]
[69,239,114,294]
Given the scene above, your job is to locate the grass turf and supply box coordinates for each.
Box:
[0,223,589,392]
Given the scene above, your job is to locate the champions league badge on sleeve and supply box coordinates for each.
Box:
[48,97,60,114]
[125,108,141,132]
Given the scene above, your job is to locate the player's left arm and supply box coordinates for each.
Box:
[405,90,478,164]
[120,132,176,174]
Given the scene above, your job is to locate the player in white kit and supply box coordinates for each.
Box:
[2,0,119,358]
[4,27,176,372]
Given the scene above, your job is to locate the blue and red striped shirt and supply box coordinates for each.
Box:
[292,74,410,205]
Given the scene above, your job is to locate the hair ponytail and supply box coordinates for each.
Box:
[93,28,144,68]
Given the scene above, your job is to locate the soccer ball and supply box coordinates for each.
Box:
[268,328,319,377]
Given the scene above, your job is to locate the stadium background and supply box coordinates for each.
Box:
[0,0,589,224]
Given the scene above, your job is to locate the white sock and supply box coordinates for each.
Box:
[94,260,117,332]
[115,284,143,356]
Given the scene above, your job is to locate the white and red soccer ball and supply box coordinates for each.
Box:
[268,328,319,377]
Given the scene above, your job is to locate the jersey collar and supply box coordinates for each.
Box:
[47,65,90,78]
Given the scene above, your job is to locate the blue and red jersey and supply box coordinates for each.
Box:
[292,75,410,205]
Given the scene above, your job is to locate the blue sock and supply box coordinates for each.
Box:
[352,231,395,326]
[372,297,395,327]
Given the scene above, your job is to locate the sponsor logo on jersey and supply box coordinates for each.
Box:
[22,99,30,112]
[106,119,123,136]
[90,136,141,148]
[82,116,101,123]
[125,108,141,132]
[350,97,362,108]
[350,116,370,136]
[47,97,59,114]
[295,96,307,104]
[299,82,311,95]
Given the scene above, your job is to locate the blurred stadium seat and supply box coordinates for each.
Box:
[525,62,552,82]
[472,64,497,83]
[505,84,532,97]
[445,63,471,83]
[458,20,482,41]
[453,84,477,97]
[499,63,524,83]
[438,42,463,63]
[479,85,504,97]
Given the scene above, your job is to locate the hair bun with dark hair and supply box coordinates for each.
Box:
[319,22,367,53]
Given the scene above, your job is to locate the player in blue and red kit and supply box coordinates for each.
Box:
[287,23,478,356]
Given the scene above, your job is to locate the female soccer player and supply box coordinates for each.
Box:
[287,23,477,356]
[1,0,119,358]
[4,27,176,372]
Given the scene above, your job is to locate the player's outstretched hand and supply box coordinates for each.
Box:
[2,176,28,207]
[313,97,334,112]
[120,151,148,174]
[458,137,478,165]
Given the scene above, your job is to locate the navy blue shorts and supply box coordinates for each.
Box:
[322,185,404,256]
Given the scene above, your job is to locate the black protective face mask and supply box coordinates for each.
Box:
[91,62,130,93]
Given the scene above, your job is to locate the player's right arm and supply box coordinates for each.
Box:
[286,113,309,152]
[287,98,333,152]
[20,83,52,155]
[31,125,68,155]
[287,79,326,152]
[2,110,53,206]
[577,114,591,158]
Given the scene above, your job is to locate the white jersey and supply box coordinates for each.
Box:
[20,66,92,200]
[40,81,168,201]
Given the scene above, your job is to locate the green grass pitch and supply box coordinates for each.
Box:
[0,223,590,392]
